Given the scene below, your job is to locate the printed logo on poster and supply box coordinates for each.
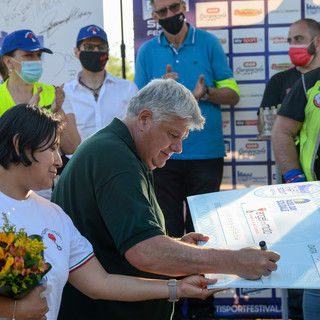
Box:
[268,27,290,52]
[231,1,264,26]
[232,28,264,53]
[305,1,320,20]
[235,110,259,135]
[233,56,265,81]
[224,139,232,162]
[267,0,301,24]
[195,2,229,27]
[269,55,293,78]
[236,167,268,188]
[235,139,267,162]
[208,29,229,54]
[237,84,265,108]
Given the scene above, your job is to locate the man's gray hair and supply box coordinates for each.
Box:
[126,79,205,131]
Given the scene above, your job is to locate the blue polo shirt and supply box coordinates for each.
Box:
[135,23,237,159]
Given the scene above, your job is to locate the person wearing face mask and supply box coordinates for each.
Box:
[60,24,138,146]
[134,1,239,319]
[271,20,320,320]
[257,18,320,136]
[0,29,80,155]
[0,29,81,200]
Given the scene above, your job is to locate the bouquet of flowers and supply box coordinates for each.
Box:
[0,213,51,298]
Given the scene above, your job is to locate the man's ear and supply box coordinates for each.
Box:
[13,134,20,156]
[137,109,153,131]
[74,47,80,59]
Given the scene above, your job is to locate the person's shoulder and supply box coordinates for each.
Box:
[63,77,78,91]
[107,73,138,89]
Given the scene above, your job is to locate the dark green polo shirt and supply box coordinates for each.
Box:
[52,118,173,320]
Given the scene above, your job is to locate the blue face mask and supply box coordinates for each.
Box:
[14,60,43,84]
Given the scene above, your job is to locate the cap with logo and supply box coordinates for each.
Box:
[76,25,108,46]
[1,29,52,56]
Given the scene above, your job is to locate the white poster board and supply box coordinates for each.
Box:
[0,0,103,85]
[188,181,320,289]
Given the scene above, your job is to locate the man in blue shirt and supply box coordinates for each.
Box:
[134,1,240,319]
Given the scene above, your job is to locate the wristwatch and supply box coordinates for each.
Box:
[200,86,209,101]
[168,279,180,302]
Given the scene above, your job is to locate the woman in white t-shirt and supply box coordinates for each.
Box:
[0,104,218,320]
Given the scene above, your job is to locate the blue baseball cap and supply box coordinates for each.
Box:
[76,25,108,46]
[1,29,52,56]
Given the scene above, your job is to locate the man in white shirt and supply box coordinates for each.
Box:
[62,24,138,144]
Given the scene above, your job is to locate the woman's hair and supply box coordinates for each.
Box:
[0,104,63,169]
[0,51,14,82]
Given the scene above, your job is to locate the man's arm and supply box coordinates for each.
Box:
[125,235,279,280]
[193,75,239,106]
[271,115,302,175]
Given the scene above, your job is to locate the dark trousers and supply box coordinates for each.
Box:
[153,158,224,319]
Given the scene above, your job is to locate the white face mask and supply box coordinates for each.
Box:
[12,58,43,84]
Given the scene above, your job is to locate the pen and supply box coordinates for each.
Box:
[259,240,268,251]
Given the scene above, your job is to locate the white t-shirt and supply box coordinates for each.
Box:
[62,71,138,143]
[0,191,94,320]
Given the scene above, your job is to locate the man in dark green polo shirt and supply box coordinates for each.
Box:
[52,79,280,320]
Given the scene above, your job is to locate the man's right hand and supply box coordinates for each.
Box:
[234,246,280,280]
[161,64,179,80]
[16,285,49,320]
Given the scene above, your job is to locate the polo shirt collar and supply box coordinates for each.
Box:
[158,23,195,47]
[108,118,150,172]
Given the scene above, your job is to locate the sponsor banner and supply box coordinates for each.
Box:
[221,164,233,190]
[224,138,232,162]
[305,0,320,19]
[233,56,265,81]
[232,28,264,53]
[214,288,282,318]
[235,138,268,162]
[268,27,290,52]
[237,83,265,108]
[235,111,259,135]
[208,29,229,54]
[269,55,294,78]
[231,1,265,26]
[196,1,229,27]
[235,165,268,188]
[222,111,231,135]
[267,0,301,24]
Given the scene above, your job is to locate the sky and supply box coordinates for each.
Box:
[103,0,135,67]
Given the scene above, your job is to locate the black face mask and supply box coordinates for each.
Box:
[158,13,185,35]
[79,51,109,72]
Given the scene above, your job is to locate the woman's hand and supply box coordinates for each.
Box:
[177,275,226,300]
[51,84,65,114]
[15,285,49,320]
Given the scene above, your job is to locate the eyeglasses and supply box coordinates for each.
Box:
[81,43,108,52]
[154,1,182,18]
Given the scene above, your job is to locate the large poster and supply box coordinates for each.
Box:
[133,0,319,318]
[0,0,103,86]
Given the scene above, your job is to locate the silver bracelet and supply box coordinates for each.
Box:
[168,279,180,302]
[12,300,16,320]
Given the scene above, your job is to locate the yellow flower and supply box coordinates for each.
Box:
[0,232,15,249]
[0,247,14,274]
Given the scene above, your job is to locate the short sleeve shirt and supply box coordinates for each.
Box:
[52,118,172,320]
